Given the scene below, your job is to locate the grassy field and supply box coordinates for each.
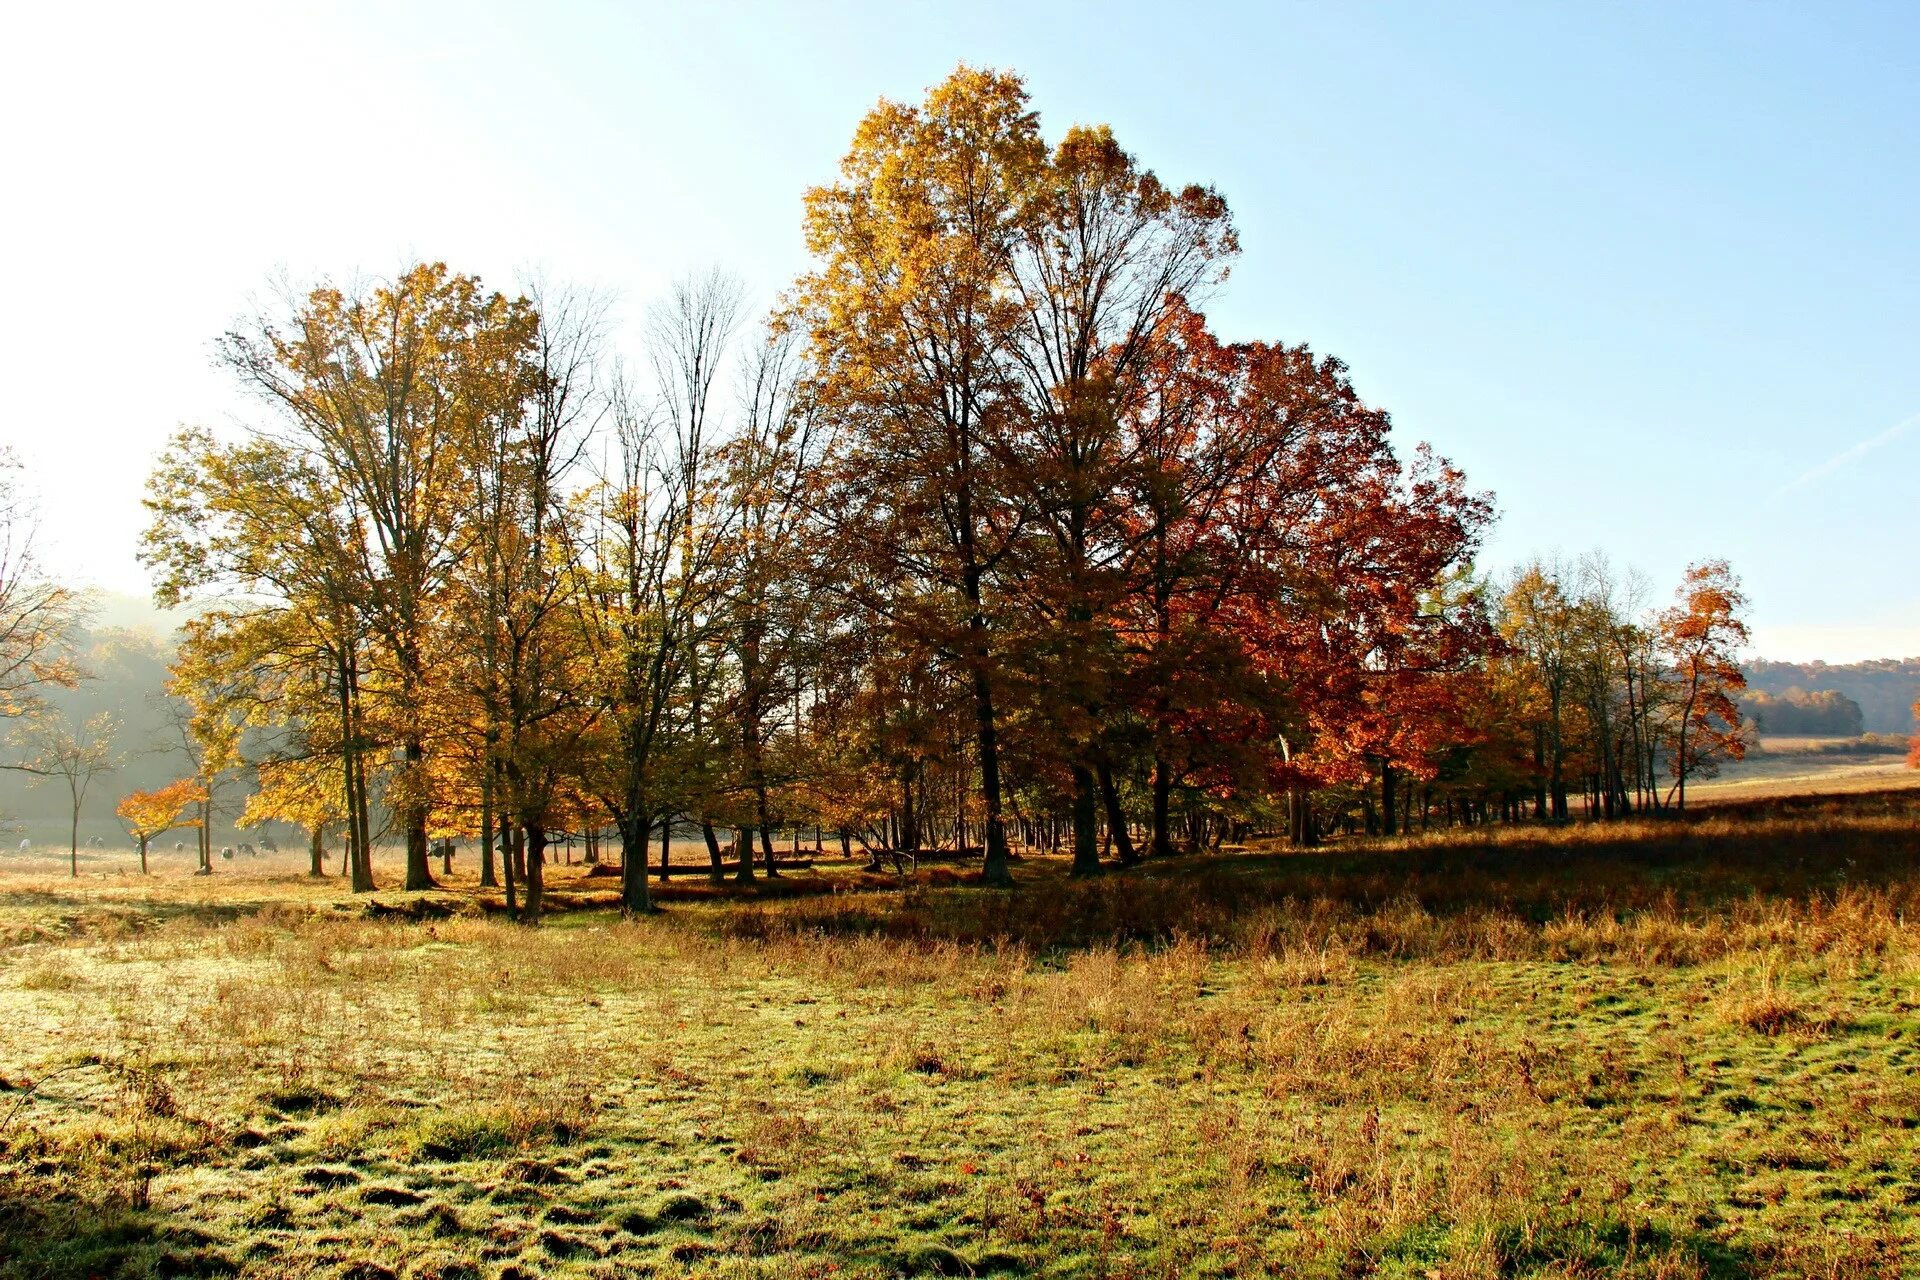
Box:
[4,794,1920,1278]
[1689,737,1918,804]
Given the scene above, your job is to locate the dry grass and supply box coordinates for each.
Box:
[3,792,1919,1277]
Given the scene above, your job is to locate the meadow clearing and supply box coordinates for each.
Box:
[3,791,1920,1279]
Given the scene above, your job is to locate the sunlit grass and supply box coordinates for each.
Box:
[3,792,1919,1276]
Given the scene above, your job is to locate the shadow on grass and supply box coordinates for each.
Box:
[707,788,1920,954]
[0,1182,237,1279]
[0,892,262,942]
[1489,1216,1758,1280]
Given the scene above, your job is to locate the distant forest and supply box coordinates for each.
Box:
[1743,660,1920,735]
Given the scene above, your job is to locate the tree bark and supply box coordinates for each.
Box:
[1381,762,1399,837]
[758,792,779,877]
[702,819,725,884]
[1097,761,1137,864]
[1069,764,1101,876]
[501,812,519,920]
[620,810,652,913]
[479,771,498,888]
[522,822,546,923]
[734,825,755,882]
[1150,758,1173,859]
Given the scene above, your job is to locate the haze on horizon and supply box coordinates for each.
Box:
[2,0,1915,662]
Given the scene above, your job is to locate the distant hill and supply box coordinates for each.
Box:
[1738,686,1865,736]
[1744,659,1920,735]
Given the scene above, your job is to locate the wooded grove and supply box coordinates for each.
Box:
[107,68,1759,911]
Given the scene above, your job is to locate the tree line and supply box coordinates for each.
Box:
[7,68,1757,901]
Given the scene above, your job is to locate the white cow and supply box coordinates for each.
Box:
[16,839,27,851]
[220,846,234,861]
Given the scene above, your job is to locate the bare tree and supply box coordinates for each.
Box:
[0,450,83,724]
[643,268,746,877]
[10,711,118,876]
[576,367,729,912]
[717,323,824,877]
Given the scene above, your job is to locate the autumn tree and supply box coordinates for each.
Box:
[446,282,598,922]
[1001,121,1236,875]
[145,426,385,890]
[643,270,750,884]
[796,66,1046,888]
[1656,559,1749,810]
[142,412,382,881]
[215,263,539,891]
[1499,563,1580,820]
[576,387,699,909]
[118,777,206,875]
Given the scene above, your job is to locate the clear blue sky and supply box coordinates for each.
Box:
[4,1,1915,659]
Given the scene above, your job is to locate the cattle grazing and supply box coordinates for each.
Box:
[16,839,27,851]
[220,846,234,860]
[239,842,256,857]
[260,837,279,853]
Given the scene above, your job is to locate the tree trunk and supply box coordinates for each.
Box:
[1097,762,1137,864]
[501,812,519,920]
[308,826,324,877]
[138,835,149,876]
[758,790,779,877]
[402,737,436,891]
[1150,758,1173,858]
[479,773,498,888]
[522,822,546,923]
[620,810,651,913]
[702,819,725,884]
[659,816,673,882]
[898,771,919,853]
[1381,762,1398,837]
[734,825,755,882]
[1069,764,1101,877]
[962,578,1014,888]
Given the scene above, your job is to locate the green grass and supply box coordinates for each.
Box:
[3,793,1919,1277]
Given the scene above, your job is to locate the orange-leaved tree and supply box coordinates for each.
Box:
[117,778,207,875]
[1656,559,1749,811]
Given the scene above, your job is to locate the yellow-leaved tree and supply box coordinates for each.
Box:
[240,757,350,878]
[117,778,207,875]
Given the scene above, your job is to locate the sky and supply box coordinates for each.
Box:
[2,0,1915,660]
